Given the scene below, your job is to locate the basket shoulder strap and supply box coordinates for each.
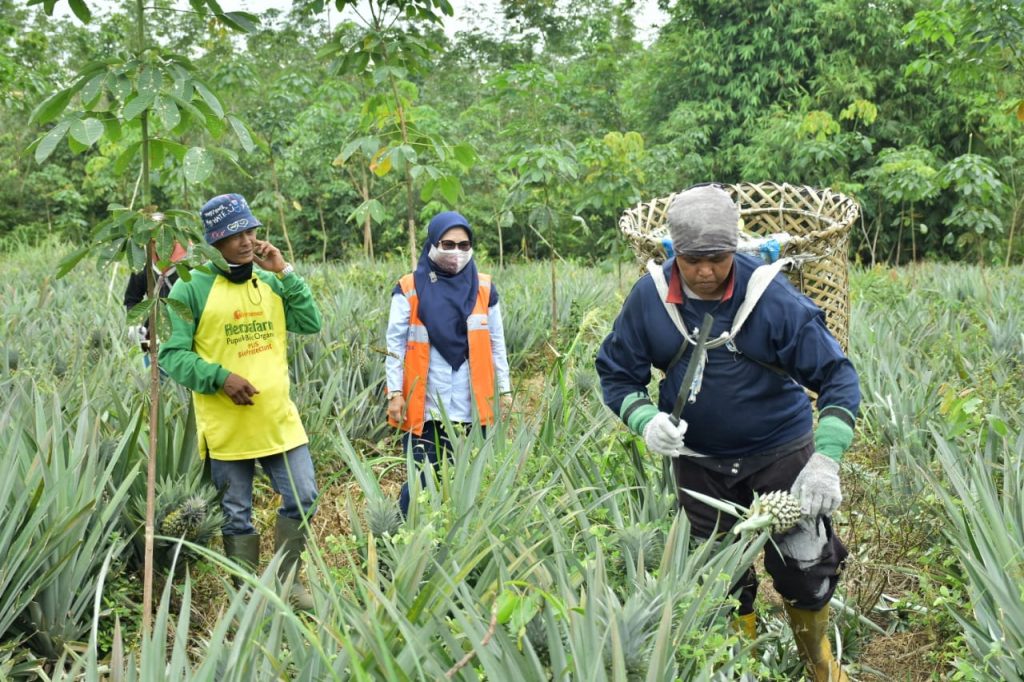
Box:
[648,256,794,357]
[722,257,794,378]
[727,257,793,340]
[646,259,688,337]
[665,339,690,373]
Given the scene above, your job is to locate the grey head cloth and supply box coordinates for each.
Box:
[667,185,740,256]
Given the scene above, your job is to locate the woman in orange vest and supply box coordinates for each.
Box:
[385,211,511,516]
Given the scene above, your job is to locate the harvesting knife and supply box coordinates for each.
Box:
[670,312,715,426]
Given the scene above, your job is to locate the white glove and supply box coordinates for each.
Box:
[643,412,688,458]
[127,324,149,347]
[789,452,842,518]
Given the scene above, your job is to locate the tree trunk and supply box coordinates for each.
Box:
[390,79,416,268]
[401,176,415,269]
[317,199,328,263]
[1006,196,1023,266]
[498,214,504,270]
[894,203,904,265]
[269,153,295,263]
[550,246,557,338]
[143,233,159,637]
[909,203,917,263]
[136,0,156,636]
[361,179,374,260]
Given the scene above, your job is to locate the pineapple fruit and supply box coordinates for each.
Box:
[159,496,208,540]
[732,490,803,535]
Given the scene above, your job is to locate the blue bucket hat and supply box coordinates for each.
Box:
[200,193,262,245]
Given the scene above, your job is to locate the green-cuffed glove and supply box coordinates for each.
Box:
[790,413,855,518]
[789,453,841,517]
[620,392,686,457]
[643,412,687,458]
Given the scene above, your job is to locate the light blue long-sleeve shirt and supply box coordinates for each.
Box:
[385,294,511,423]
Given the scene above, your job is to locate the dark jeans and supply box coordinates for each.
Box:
[210,444,318,536]
[672,441,848,613]
[399,421,477,516]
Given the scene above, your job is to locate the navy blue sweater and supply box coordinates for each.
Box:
[596,254,860,458]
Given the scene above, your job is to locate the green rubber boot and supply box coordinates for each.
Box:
[274,516,315,611]
[222,533,260,588]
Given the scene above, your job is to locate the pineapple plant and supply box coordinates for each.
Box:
[365,495,402,537]
[597,581,664,681]
[1,346,16,371]
[159,495,209,540]
[616,523,665,570]
[363,495,401,581]
[523,614,553,668]
[130,477,223,571]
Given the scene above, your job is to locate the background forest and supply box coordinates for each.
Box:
[3,0,1024,266]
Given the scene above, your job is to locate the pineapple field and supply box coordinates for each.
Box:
[1,244,1024,680]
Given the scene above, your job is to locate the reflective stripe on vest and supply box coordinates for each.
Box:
[388,272,496,435]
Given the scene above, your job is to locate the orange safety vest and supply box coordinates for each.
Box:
[388,272,497,435]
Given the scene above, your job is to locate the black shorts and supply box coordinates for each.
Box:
[672,440,848,611]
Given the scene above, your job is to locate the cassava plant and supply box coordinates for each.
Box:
[30,0,258,631]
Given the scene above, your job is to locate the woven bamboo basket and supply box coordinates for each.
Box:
[619,182,859,350]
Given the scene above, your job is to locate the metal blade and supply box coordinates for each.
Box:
[671,312,715,424]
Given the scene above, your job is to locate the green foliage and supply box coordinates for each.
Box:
[52,397,766,680]
[504,142,579,248]
[28,34,253,177]
[854,146,941,262]
[929,429,1024,679]
[0,247,764,677]
[89,570,141,658]
[8,0,1024,264]
[851,263,1024,673]
[313,0,472,260]
[0,249,227,659]
[936,153,1008,259]
[1,385,138,659]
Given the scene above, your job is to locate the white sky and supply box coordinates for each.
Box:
[46,0,668,43]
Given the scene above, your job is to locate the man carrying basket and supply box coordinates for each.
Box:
[596,184,860,681]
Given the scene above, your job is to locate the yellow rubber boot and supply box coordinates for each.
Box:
[731,612,757,639]
[784,603,849,682]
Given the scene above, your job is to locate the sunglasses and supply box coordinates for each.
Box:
[438,239,473,251]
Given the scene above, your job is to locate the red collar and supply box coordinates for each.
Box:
[667,262,735,304]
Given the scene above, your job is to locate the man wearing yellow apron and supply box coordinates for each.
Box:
[160,193,322,610]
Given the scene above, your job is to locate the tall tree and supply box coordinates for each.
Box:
[315,0,475,266]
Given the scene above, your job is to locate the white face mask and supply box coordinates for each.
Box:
[428,245,474,274]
